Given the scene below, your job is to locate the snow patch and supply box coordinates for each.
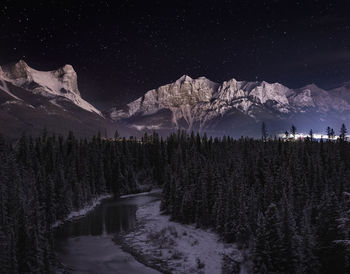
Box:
[110,74,350,133]
[119,189,161,199]
[52,194,113,228]
[121,200,242,274]
[131,124,162,131]
[0,79,22,101]
[49,99,64,109]
[1,100,35,109]
[1,61,103,117]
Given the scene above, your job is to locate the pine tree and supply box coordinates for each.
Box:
[291,125,297,138]
[326,126,332,140]
[285,130,289,139]
[263,203,284,272]
[280,193,302,273]
[300,207,319,273]
[331,128,335,140]
[334,192,350,248]
[316,191,347,273]
[253,212,268,274]
[309,129,314,141]
[114,129,119,141]
[261,122,268,142]
[340,123,347,141]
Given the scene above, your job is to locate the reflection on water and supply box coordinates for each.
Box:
[55,203,137,238]
[54,193,160,274]
[55,194,159,238]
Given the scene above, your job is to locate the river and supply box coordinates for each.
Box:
[54,192,161,274]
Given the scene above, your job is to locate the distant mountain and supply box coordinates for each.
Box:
[0,60,124,139]
[2,61,349,139]
[109,75,350,137]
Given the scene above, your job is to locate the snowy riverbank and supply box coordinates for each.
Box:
[52,194,113,228]
[52,189,161,229]
[119,188,162,199]
[115,200,244,274]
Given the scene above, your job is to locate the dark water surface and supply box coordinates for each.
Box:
[54,193,161,274]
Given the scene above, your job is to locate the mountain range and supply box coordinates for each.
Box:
[1,60,349,139]
[109,75,350,137]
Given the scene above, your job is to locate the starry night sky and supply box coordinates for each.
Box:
[1,0,350,109]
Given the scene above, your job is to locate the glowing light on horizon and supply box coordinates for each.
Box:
[277,132,350,140]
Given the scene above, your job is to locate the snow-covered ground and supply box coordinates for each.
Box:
[52,194,113,228]
[118,200,244,274]
[119,188,161,199]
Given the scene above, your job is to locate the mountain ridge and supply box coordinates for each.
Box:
[0,60,114,139]
[109,75,350,136]
[1,60,349,138]
[0,60,102,116]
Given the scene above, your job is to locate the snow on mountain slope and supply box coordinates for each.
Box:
[0,60,102,116]
[110,76,292,127]
[329,81,350,104]
[110,76,299,125]
[110,75,221,130]
[110,75,350,135]
[112,75,218,118]
[218,79,290,106]
[0,79,23,101]
[294,84,350,113]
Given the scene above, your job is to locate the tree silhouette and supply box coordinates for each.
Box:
[261,122,268,141]
[340,124,347,141]
[291,125,297,138]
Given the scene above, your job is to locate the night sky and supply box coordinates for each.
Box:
[1,0,350,110]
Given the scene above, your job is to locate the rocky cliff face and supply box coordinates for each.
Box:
[0,60,111,138]
[0,60,101,116]
[2,60,349,138]
[110,75,350,136]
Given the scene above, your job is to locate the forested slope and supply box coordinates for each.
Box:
[1,130,350,273]
[161,133,350,273]
[0,131,163,273]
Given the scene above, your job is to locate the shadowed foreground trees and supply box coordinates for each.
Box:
[0,131,165,273]
[160,132,350,273]
[1,130,350,273]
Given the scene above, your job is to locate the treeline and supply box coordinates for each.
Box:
[160,132,350,273]
[0,131,164,273]
[2,129,350,273]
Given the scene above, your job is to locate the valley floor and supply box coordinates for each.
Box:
[115,200,246,274]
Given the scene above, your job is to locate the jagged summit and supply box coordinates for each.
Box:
[1,60,80,96]
[109,75,350,135]
[2,60,31,80]
[52,64,80,96]
[177,75,193,82]
[0,60,101,116]
[175,75,219,87]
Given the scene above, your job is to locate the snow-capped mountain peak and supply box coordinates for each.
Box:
[0,60,102,116]
[176,74,193,82]
[52,64,80,96]
[2,60,79,96]
[217,79,291,106]
[110,76,297,124]
[109,75,350,136]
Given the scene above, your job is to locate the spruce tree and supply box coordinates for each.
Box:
[340,123,347,141]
